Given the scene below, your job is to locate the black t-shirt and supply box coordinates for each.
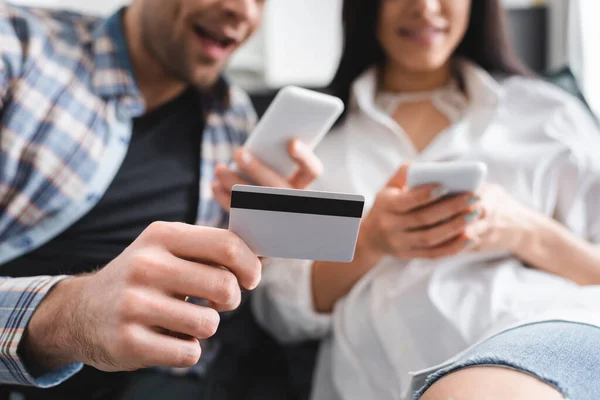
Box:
[0,88,204,399]
[1,87,203,278]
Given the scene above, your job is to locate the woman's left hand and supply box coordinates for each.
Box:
[466,184,534,254]
[212,139,323,212]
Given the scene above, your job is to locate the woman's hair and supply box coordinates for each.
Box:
[328,0,529,122]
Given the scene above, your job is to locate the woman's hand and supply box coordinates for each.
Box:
[465,184,534,254]
[212,140,323,211]
[311,163,481,313]
[357,165,481,265]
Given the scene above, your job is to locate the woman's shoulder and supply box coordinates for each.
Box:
[497,75,600,157]
[499,75,592,120]
[498,75,598,137]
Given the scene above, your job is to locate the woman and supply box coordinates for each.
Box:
[213,0,600,399]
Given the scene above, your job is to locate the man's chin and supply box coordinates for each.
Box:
[190,64,227,90]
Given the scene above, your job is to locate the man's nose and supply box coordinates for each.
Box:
[223,0,262,24]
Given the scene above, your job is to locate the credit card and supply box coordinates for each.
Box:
[228,185,365,262]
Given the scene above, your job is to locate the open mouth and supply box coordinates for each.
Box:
[192,24,237,49]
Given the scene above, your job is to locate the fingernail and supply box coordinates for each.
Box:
[240,149,252,165]
[468,195,481,206]
[464,209,481,223]
[431,186,449,199]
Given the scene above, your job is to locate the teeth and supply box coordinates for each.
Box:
[193,25,233,47]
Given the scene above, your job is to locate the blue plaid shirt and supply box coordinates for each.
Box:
[0,3,256,387]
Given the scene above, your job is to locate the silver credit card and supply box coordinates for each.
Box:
[228,185,365,262]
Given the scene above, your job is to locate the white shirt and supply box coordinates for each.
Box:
[251,60,600,400]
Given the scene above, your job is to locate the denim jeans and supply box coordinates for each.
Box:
[414,321,600,400]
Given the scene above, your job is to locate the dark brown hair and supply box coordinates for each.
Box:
[329,0,529,122]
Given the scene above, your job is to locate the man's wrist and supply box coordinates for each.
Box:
[22,277,84,374]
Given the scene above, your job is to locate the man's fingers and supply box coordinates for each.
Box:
[233,149,289,187]
[140,223,261,291]
[130,291,221,339]
[135,254,243,309]
[287,140,323,189]
[124,325,202,369]
[212,182,232,212]
[214,164,249,192]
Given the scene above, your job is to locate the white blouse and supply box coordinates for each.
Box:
[251,60,600,400]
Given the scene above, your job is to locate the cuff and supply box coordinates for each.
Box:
[0,275,83,387]
[253,258,332,342]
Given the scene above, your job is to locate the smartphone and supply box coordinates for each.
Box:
[406,161,488,194]
[241,86,344,179]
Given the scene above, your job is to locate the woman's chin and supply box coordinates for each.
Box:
[390,54,453,75]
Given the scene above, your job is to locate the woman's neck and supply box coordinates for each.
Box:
[381,61,452,93]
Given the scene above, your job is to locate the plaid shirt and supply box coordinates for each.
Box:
[0,3,256,387]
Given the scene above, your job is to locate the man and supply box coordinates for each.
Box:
[0,0,321,399]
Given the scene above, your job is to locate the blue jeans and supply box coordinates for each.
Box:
[414,321,600,400]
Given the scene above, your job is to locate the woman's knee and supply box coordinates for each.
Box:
[419,366,564,400]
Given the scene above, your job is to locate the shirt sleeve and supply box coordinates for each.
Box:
[229,85,258,141]
[0,59,7,108]
[548,97,600,243]
[251,258,333,344]
[0,3,26,109]
[0,276,83,387]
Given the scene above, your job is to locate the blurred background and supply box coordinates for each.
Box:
[10,0,599,117]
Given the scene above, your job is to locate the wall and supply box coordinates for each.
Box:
[9,0,551,92]
[227,0,342,91]
[229,0,551,91]
[571,1,600,116]
[508,6,547,72]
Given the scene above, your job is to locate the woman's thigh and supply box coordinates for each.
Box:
[414,321,600,400]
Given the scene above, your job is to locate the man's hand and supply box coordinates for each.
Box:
[212,139,323,211]
[23,222,261,373]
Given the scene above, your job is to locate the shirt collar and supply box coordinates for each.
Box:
[457,58,505,108]
[91,8,145,116]
[351,58,505,116]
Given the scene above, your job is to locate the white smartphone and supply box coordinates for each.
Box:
[406,161,488,194]
[241,86,344,179]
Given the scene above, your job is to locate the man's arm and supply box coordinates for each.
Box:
[0,276,83,387]
[0,5,72,387]
[0,2,26,110]
[0,223,261,388]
